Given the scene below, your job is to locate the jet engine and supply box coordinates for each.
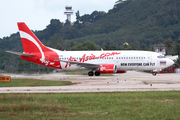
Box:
[99,64,117,73]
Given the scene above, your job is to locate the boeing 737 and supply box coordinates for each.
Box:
[7,22,174,76]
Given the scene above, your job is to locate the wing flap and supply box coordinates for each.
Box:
[58,60,100,69]
[6,51,35,57]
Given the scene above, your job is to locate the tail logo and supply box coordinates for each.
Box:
[19,30,46,64]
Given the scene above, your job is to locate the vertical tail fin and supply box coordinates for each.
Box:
[17,22,62,69]
[17,22,45,53]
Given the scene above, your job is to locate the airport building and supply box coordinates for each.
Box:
[64,6,74,23]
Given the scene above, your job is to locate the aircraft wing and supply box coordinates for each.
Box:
[6,51,35,57]
[59,60,101,69]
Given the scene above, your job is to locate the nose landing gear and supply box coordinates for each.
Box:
[152,72,157,76]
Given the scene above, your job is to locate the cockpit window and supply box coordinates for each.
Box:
[157,55,165,58]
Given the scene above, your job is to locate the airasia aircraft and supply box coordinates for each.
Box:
[7,22,174,76]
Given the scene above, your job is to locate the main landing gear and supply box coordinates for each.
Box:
[88,71,93,76]
[88,71,100,76]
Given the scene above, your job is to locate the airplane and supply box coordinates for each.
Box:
[7,22,174,76]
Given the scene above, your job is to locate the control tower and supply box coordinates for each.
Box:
[64,6,73,22]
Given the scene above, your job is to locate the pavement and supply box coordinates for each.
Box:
[0,71,180,93]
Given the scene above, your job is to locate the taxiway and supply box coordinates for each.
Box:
[0,71,180,93]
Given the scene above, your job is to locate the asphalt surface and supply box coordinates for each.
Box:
[0,71,180,93]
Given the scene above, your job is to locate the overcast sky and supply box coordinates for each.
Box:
[0,0,117,38]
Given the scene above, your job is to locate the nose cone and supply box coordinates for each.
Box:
[167,59,174,67]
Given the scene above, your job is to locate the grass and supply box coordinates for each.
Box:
[0,79,74,87]
[0,91,180,119]
[65,71,87,75]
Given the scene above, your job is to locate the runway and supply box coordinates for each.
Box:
[0,71,180,93]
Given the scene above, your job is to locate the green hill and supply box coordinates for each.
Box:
[68,0,180,48]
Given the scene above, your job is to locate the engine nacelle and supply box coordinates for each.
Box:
[99,64,117,73]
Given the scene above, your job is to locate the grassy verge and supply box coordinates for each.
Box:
[0,91,180,119]
[0,79,74,87]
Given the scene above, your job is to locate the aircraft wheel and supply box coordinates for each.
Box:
[88,71,94,76]
[95,71,100,76]
[152,72,157,76]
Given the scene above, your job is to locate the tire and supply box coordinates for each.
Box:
[88,71,94,76]
[95,71,100,76]
[152,72,157,76]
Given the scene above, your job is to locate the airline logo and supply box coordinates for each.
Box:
[160,61,166,65]
[64,52,121,68]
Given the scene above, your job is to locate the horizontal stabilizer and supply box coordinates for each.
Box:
[6,51,34,57]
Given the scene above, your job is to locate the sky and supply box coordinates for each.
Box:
[0,0,118,38]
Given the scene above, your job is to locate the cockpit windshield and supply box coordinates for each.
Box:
[157,55,165,58]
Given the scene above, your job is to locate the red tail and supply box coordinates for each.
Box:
[17,22,62,69]
[17,22,45,53]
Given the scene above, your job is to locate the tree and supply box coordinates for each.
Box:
[164,38,174,55]
[70,41,98,50]
[76,10,80,21]
[141,43,148,50]
[103,44,119,50]
[78,10,105,24]
[122,44,133,50]
[46,19,62,36]
[64,19,71,26]
[174,36,180,57]
[48,34,63,50]
[70,41,74,47]
[174,58,180,68]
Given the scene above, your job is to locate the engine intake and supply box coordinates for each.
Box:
[99,64,117,73]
